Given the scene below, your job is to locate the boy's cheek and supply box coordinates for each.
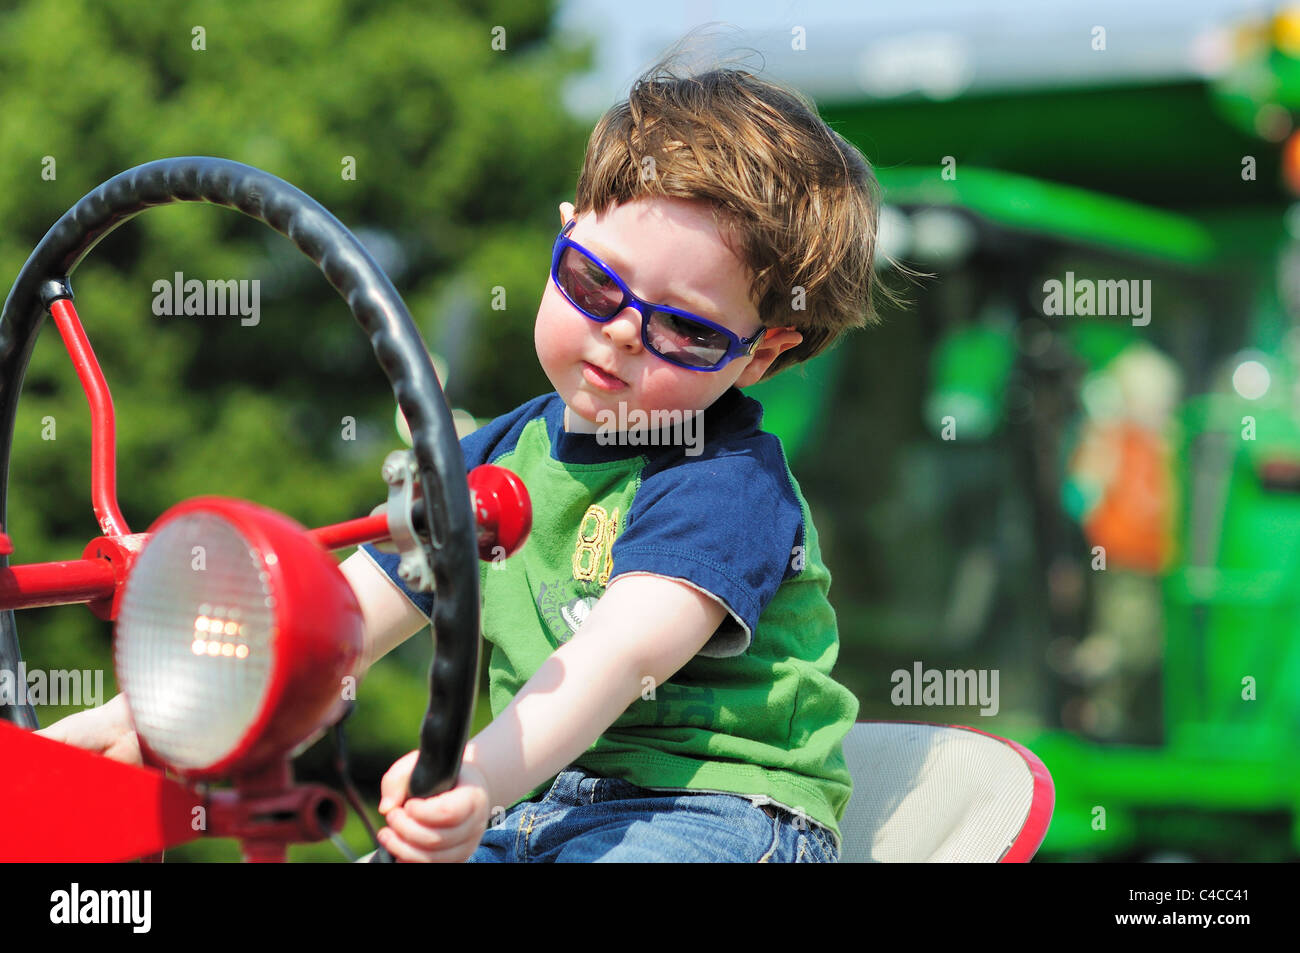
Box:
[533,329,559,382]
[534,331,570,390]
[636,368,721,417]
[535,297,579,362]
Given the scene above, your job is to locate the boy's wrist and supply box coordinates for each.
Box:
[106,693,133,730]
[459,746,498,813]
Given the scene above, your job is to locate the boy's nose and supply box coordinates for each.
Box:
[601,307,643,353]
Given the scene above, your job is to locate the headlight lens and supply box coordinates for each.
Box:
[116,511,276,773]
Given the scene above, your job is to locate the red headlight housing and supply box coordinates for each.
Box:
[114,497,362,779]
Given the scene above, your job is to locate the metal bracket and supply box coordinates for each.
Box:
[381,449,434,592]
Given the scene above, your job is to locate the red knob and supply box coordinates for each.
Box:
[468,465,532,561]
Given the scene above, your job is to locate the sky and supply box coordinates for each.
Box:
[554,0,1284,116]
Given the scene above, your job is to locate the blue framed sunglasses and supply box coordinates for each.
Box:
[551,219,770,371]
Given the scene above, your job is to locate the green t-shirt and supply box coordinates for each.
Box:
[363,386,859,846]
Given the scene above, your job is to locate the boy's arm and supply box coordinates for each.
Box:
[461,573,728,813]
[35,552,421,760]
[338,549,432,676]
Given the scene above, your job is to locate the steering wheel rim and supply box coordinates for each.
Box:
[0,157,480,814]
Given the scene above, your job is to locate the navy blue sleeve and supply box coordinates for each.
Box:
[607,434,805,657]
[358,394,554,616]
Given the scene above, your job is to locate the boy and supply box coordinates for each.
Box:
[360,55,881,863]
[41,55,883,863]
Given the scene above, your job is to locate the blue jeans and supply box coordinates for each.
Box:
[466,764,839,863]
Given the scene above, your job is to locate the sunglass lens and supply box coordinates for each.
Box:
[557,248,622,317]
[646,311,730,368]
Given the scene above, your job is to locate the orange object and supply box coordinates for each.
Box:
[1080,422,1174,573]
[1284,129,1300,196]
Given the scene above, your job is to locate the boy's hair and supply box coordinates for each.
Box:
[574,49,887,380]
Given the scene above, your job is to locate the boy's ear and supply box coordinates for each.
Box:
[559,201,575,227]
[734,328,803,388]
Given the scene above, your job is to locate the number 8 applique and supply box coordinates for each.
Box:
[572,504,620,587]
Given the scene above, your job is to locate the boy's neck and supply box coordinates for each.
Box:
[563,403,711,435]
[563,405,600,434]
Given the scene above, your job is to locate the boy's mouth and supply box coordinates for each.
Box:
[581,360,626,391]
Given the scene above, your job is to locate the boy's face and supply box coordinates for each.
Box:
[535,196,802,427]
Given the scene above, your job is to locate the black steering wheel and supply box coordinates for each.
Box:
[0,157,480,858]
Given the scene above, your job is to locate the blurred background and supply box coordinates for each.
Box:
[2,0,1299,860]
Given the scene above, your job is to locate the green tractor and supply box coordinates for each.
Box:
[747,9,1300,860]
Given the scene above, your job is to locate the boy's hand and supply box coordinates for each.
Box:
[34,694,142,766]
[377,750,491,862]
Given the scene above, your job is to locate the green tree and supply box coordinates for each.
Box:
[0,0,590,859]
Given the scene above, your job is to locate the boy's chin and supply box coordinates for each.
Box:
[565,382,712,424]
[563,390,614,425]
